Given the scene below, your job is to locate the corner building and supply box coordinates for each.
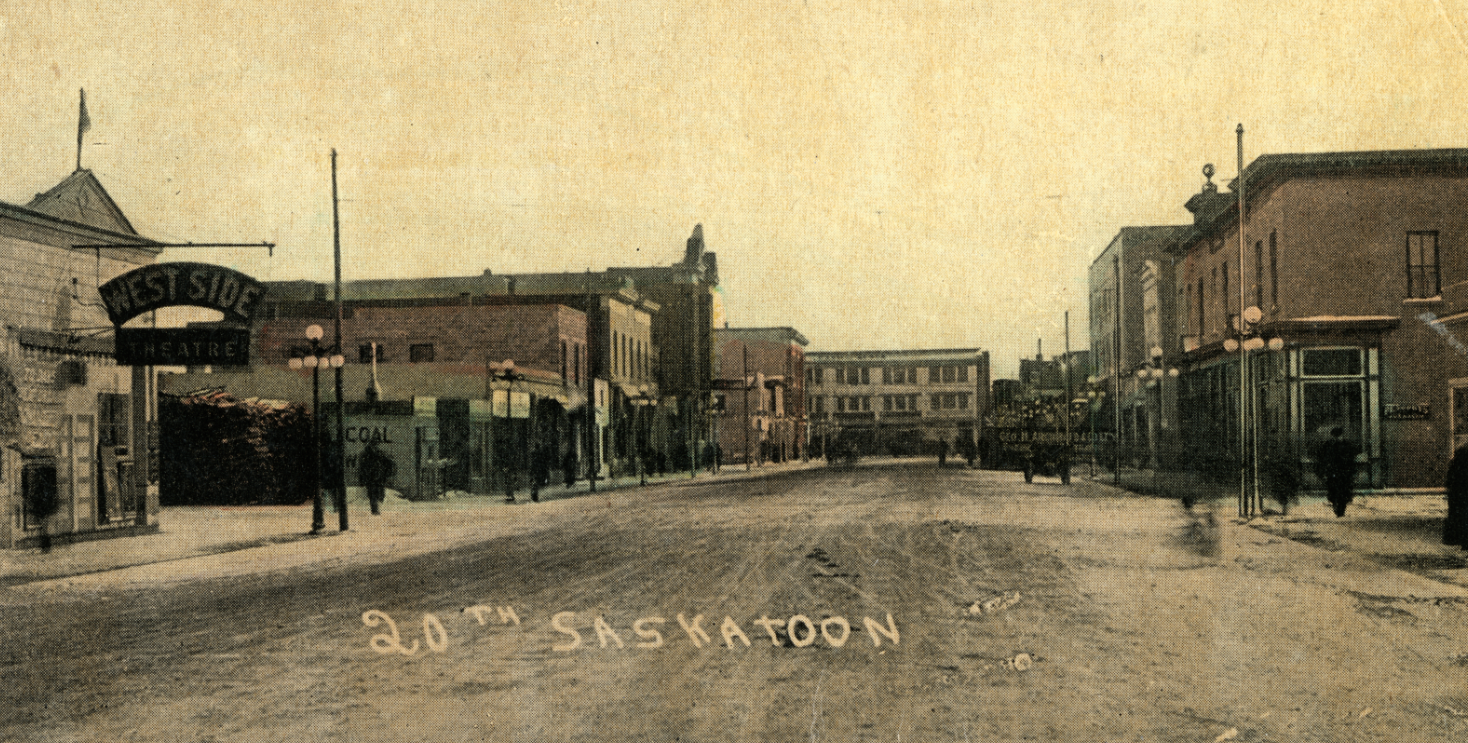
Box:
[1169,149,1468,490]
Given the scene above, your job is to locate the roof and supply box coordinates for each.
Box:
[715,327,809,346]
[807,348,986,363]
[25,169,139,236]
[1170,147,1468,253]
[1091,225,1188,269]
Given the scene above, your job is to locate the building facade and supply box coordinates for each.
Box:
[713,327,808,466]
[805,349,990,458]
[1,170,162,548]
[1168,149,1468,491]
[1088,225,1188,469]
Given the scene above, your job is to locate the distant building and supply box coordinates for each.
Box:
[713,327,808,466]
[1,170,162,548]
[1089,225,1188,469]
[805,349,990,458]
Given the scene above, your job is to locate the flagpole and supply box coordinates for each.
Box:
[76,89,90,172]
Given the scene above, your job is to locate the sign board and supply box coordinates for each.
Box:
[115,327,252,366]
[510,391,531,419]
[1384,403,1431,420]
[99,262,266,326]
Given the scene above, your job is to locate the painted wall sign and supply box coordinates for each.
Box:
[98,262,266,326]
[115,327,252,366]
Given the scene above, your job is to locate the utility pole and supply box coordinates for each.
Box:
[1237,124,1250,518]
[743,343,751,471]
[332,149,348,532]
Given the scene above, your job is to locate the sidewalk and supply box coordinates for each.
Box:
[1091,466,1468,589]
[0,457,828,590]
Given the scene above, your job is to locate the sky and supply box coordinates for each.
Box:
[6,0,1468,377]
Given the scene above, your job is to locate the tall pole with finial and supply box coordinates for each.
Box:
[332,149,349,531]
[1237,124,1249,518]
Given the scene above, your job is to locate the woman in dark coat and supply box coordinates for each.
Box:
[1444,445,1468,549]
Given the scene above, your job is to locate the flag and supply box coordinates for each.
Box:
[78,88,91,140]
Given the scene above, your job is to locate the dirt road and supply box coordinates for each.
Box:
[3,463,1467,741]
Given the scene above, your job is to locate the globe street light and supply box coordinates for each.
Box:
[290,324,344,534]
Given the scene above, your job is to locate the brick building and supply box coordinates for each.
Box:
[0,170,161,547]
[805,349,990,459]
[713,327,808,466]
[1088,226,1188,469]
[1167,148,1468,491]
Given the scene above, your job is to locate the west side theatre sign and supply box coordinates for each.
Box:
[99,262,265,366]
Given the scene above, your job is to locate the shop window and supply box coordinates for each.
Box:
[1407,231,1441,298]
[1302,348,1362,377]
[409,344,435,363]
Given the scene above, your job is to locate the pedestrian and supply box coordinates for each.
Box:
[937,438,948,467]
[359,441,396,516]
[1313,427,1358,517]
[562,448,577,488]
[1444,444,1468,549]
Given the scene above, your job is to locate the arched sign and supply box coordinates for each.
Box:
[101,263,265,367]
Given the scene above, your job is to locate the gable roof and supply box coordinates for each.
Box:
[25,169,139,236]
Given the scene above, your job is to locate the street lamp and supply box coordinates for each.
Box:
[1134,345,1179,471]
[488,360,529,503]
[288,324,345,534]
[1223,305,1286,517]
[629,384,656,485]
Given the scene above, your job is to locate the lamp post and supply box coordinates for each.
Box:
[1134,345,1179,471]
[488,360,527,503]
[1224,305,1285,517]
[630,384,655,486]
[289,324,345,534]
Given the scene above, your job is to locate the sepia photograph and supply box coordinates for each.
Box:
[5,1,1468,740]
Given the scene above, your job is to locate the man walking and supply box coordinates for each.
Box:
[1313,427,1358,518]
[360,442,395,516]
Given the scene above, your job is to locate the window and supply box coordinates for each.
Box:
[1198,277,1206,335]
[98,393,129,447]
[358,344,385,364]
[573,344,581,384]
[561,340,568,380]
[837,397,846,413]
[1269,230,1279,308]
[941,366,955,383]
[862,396,871,411]
[957,365,968,383]
[860,367,870,385]
[1221,261,1229,316]
[929,366,941,383]
[958,392,970,409]
[907,367,918,383]
[883,395,893,411]
[1254,240,1264,310]
[931,393,941,410]
[1407,231,1441,298]
[835,367,845,384]
[882,367,893,384]
[814,396,824,415]
[909,394,919,411]
[409,344,435,363]
[1302,348,1362,377]
[895,395,907,411]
